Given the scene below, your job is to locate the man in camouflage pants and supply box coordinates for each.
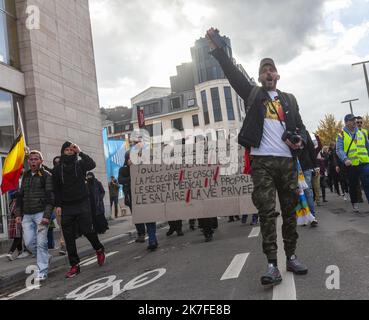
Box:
[207,28,308,286]
[251,157,300,276]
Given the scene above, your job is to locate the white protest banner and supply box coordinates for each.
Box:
[130,147,259,223]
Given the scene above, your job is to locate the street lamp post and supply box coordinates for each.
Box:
[341,99,359,114]
[352,60,369,100]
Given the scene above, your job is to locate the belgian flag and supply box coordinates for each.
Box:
[1,133,26,194]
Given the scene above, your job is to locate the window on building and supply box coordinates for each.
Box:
[217,130,226,141]
[170,97,181,110]
[172,118,184,131]
[236,98,242,122]
[211,88,223,122]
[125,124,131,131]
[224,87,235,121]
[192,115,199,127]
[142,102,161,117]
[108,126,112,135]
[0,1,19,68]
[201,90,210,125]
[187,99,195,108]
[0,89,19,153]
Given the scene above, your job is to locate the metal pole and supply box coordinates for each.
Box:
[363,64,369,100]
[352,60,369,100]
[341,99,359,114]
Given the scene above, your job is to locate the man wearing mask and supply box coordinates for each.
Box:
[109,176,120,218]
[53,142,105,278]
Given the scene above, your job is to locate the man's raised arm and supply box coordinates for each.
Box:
[206,28,253,102]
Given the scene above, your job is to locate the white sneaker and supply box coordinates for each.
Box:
[35,274,48,282]
[343,195,348,201]
[353,203,360,213]
[6,252,18,261]
[17,251,31,259]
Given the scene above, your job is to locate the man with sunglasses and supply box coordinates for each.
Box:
[356,116,368,137]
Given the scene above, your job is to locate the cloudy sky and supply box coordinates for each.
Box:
[89,0,369,132]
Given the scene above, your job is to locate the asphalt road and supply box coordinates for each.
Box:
[2,191,369,301]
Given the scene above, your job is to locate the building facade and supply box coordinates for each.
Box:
[0,0,107,241]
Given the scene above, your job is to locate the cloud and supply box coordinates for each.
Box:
[89,0,369,132]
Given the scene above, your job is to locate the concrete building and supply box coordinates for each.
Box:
[101,106,133,141]
[0,0,107,241]
[131,36,255,143]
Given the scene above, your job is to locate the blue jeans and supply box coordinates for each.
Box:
[303,170,315,217]
[242,214,258,224]
[22,212,50,277]
[146,223,157,245]
[136,223,157,245]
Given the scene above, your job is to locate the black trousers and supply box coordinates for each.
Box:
[9,237,23,253]
[110,196,119,217]
[61,199,104,266]
[168,220,183,232]
[198,218,218,236]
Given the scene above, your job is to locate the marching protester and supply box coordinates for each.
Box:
[328,143,341,196]
[6,190,25,261]
[87,172,109,234]
[356,116,368,137]
[119,139,159,251]
[207,27,308,286]
[336,114,369,212]
[198,217,218,242]
[317,146,330,203]
[15,151,54,281]
[298,131,319,226]
[52,156,66,256]
[53,142,105,278]
[312,134,323,206]
[109,176,120,218]
[167,220,184,237]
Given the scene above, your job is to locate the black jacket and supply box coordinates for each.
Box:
[298,132,319,171]
[15,168,54,220]
[211,48,307,152]
[53,152,96,207]
[87,178,105,216]
[118,166,131,191]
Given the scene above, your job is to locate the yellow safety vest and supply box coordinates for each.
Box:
[360,128,368,137]
[343,130,369,166]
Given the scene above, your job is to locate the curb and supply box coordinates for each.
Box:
[0,222,168,294]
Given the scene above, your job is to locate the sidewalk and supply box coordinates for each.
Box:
[0,215,168,293]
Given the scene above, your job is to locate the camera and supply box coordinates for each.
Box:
[282,131,301,144]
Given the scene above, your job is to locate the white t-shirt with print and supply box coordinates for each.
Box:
[251,91,292,158]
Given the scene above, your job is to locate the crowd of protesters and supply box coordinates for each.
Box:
[4,27,369,289]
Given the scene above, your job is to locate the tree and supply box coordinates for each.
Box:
[315,114,343,146]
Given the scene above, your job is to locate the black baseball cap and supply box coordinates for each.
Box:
[259,58,277,75]
[344,114,357,122]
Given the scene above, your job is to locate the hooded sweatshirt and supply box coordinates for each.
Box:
[53,146,96,207]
